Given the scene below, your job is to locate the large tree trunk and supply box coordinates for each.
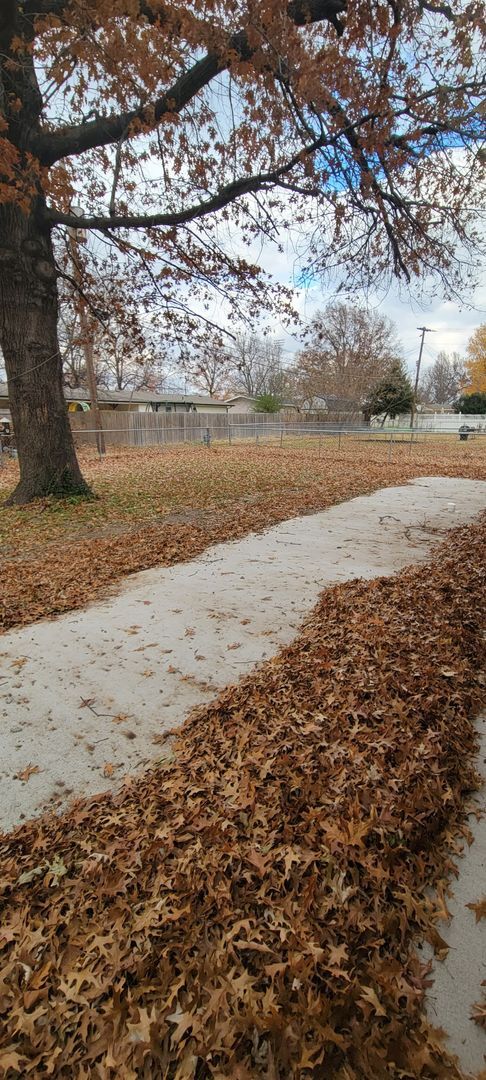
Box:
[0,201,92,505]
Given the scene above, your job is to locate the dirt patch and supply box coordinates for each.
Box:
[157,506,221,527]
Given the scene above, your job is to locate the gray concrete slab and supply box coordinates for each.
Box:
[1,475,485,833]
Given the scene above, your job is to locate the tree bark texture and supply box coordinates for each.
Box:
[0,201,92,504]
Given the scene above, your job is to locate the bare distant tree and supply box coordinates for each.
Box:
[178,341,232,397]
[228,336,290,398]
[292,304,402,408]
[96,332,164,393]
[58,245,167,394]
[60,307,165,394]
[58,311,87,390]
[419,351,467,405]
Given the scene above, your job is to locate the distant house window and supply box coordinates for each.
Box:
[165,404,172,413]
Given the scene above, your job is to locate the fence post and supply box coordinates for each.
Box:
[388,431,393,462]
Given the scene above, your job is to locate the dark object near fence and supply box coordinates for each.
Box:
[0,418,16,455]
[458,424,475,441]
[202,427,211,447]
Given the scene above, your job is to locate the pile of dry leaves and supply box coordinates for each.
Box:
[1,440,486,633]
[0,518,485,1078]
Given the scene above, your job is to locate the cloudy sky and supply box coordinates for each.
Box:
[280,280,486,378]
[242,233,486,379]
[184,194,486,385]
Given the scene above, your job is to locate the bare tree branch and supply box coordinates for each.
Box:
[23,0,172,22]
[0,0,18,53]
[418,1,457,21]
[47,139,327,229]
[35,51,225,165]
[108,134,126,218]
[32,1,346,165]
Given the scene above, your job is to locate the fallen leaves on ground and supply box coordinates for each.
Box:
[471,998,486,1029]
[0,440,485,632]
[466,896,486,922]
[13,764,40,783]
[0,517,485,1077]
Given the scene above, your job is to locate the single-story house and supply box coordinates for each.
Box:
[416,403,455,415]
[303,395,363,414]
[224,394,299,413]
[224,394,256,413]
[0,382,229,416]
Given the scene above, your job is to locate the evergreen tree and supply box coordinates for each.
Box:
[363,363,413,424]
[253,393,282,414]
[453,392,486,415]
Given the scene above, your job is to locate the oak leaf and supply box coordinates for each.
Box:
[15,764,40,782]
[466,896,486,922]
[359,986,387,1017]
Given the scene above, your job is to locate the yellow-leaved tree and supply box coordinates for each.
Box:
[0,0,485,503]
[464,324,486,393]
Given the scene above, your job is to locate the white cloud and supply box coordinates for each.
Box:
[195,236,485,373]
[139,156,485,378]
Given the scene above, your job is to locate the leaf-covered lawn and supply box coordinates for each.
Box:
[1,518,485,1078]
[0,438,485,632]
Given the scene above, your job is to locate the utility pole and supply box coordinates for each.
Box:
[68,208,105,456]
[410,326,434,429]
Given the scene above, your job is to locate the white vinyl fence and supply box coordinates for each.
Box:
[384,412,486,432]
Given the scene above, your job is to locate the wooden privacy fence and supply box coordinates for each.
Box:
[69,410,298,448]
[69,410,238,449]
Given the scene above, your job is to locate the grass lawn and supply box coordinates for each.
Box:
[1,438,485,631]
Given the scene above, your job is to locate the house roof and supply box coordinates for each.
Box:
[224,394,256,403]
[310,395,363,411]
[69,387,223,406]
[224,394,299,408]
[0,382,225,407]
